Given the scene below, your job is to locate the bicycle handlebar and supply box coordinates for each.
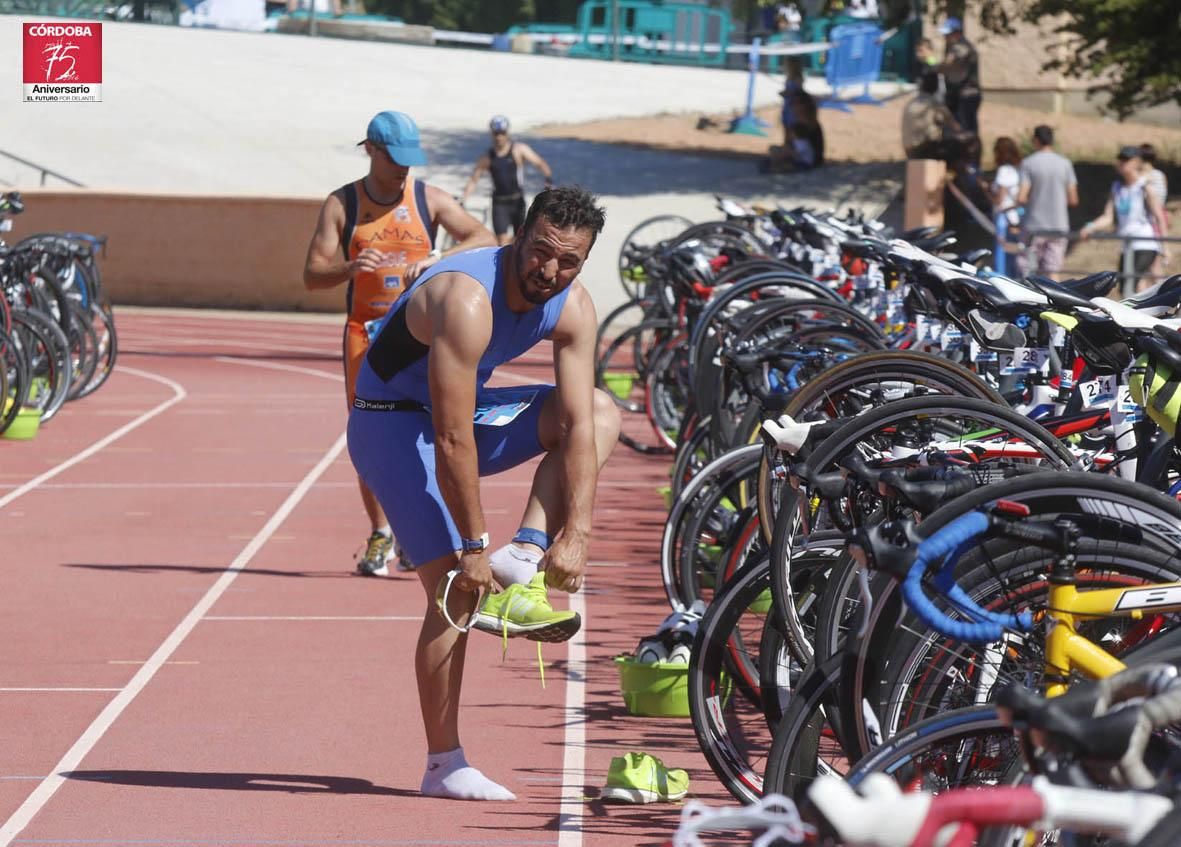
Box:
[902,510,1034,644]
[999,663,1181,790]
[809,773,1173,847]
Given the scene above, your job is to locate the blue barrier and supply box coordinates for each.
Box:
[729,38,769,136]
[821,22,884,112]
[994,211,1008,275]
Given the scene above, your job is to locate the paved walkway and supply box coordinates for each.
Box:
[3,15,903,319]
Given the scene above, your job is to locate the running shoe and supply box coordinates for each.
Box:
[600,752,689,804]
[472,572,581,643]
[356,531,392,577]
[393,541,414,572]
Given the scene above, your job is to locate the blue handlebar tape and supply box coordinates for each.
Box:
[903,511,1034,644]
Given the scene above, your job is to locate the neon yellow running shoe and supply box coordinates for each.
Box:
[472,572,581,643]
[601,752,689,804]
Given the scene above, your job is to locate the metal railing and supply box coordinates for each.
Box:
[944,178,1176,296]
[993,219,1179,298]
[0,149,85,188]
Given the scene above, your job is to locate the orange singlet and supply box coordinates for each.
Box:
[340,176,436,404]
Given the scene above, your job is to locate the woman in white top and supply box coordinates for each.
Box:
[1081,146,1168,293]
[987,136,1022,232]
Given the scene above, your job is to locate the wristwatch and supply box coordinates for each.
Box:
[461,532,490,554]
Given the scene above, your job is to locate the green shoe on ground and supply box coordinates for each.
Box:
[601,752,689,804]
[473,572,581,643]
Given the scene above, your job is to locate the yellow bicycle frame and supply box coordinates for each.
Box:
[1043,579,1181,697]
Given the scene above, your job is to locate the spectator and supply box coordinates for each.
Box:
[1081,146,1169,293]
[287,0,342,16]
[1140,143,1171,278]
[915,37,945,102]
[789,92,825,168]
[1140,143,1169,209]
[901,69,964,162]
[780,57,805,132]
[985,136,1023,232]
[1017,125,1078,279]
[847,0,878,18]
[776,4,802,33]
[765,90,824,173]
[936,17,981,134]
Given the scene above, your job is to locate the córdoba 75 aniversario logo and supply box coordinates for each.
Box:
[23,22,102,102]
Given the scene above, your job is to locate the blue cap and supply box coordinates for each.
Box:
[938,16,962,35]
[362,111,427,167]
[489,115,510,133]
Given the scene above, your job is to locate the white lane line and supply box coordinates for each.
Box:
[556,584,587,847]
[116,306,341,326]
[0,689,121,693]
[0,367,186,513]
[214,356,343,382]
[0,482,336,491]
[203,616,418,621]
[125,322,337,342]
[107,661,198,665]
[0,433,348,847]
[131,334,338,356]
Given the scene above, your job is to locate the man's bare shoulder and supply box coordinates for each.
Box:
[416,270,491,315]
[551,281,596,342]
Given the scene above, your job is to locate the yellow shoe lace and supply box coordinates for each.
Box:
[499,619,546,689]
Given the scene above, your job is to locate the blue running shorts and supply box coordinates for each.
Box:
[347,384,554,568]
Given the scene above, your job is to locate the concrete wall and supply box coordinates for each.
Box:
[12,189,346,313]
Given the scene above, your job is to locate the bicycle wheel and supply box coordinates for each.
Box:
[670,414,714,501]
[63,299,98,401]
[842,705,1017,793]
[0,325,28,434]
[618,214,693,297]
[688,555,776,803]
[596,318,673,415]
[756,351,1003,544]
[767,395,1075,669]
[848,472,1181,759]
[761,652,857,804]
[876,528,1181,742]
[9,309,69,422]
[660,444,761,611]
[74,302,117,399]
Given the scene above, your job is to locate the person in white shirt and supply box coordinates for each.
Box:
[1081,146,1169,293]
[987,136,1022,231]
[1139,143,1171,278]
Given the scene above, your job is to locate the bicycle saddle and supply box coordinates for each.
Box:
[957,247,993,266]
[901,225,940,242]
[1025,274,1101,311]
[912,230,958,253]
[841,238,888,263]
[1062,271,1119,300]
[1123,274,1181,313]
[943,274,1035,319]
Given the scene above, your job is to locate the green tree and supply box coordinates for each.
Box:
[933,0,1181,118]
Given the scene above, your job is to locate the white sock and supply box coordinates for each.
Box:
[488,543,541,588]
[420,747,516,801]
[375,525,392,539]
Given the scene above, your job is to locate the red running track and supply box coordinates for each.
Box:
[0,308,736,847]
